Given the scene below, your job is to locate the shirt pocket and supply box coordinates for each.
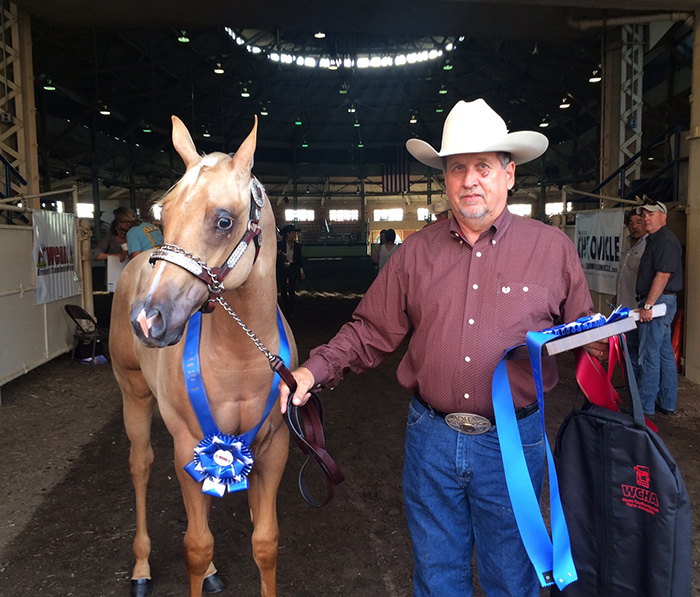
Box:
[494,281,551,343]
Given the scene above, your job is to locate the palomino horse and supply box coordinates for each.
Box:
[110,115,296,597]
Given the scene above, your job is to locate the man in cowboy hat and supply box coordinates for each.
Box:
[424,197,451,226]
[634,200,683,416]
[276,224,305,316]
[279,99,600,596]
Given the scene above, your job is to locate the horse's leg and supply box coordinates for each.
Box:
[121,375,157,588]
[173,439,215,597]
[247,426,289,597]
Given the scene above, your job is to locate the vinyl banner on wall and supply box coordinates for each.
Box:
[574,210,624,295]
[33,209,82,304]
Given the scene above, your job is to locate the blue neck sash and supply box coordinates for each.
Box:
[182,308,291,497]
[492,308,629,589]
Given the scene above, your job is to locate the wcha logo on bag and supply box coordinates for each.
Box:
[620,465,659,515]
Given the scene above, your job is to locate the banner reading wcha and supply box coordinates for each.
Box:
[33,209,82,304]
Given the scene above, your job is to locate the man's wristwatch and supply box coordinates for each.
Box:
[643,304,653,311]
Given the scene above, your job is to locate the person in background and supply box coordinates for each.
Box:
[371,229,387,275]
[92,206,137,263]
[279,98,604,596]
[635,200,683,417]
[126,215,164,258]
[376,228,399,273]
[277,224,305,317]
[425,197,451,226]
[614,209,647,381]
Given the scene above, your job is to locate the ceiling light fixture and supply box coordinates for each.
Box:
[294,116,302,125]
[202,129,211,138]
[339,82,349,95]
[142,121,152,133]
[438,84,448,95]
[589,69,602,83]
[241,86,250,98]
[436,105,444,114]
[443,59,453,71]
[178,30,190,43]
[43,78,56,91]
[559,97,571,109]
[353,118,361,127]
[260,106,269,116]
[214,62,224,74]
[328,61,339,71]
[539,117,549,128]
[347,104,356,113]
[314,32,326,39]
[302,138,309,148]
[98,102,111,116]
[409,113,418,124]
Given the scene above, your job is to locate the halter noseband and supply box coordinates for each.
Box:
[149,176,267,312]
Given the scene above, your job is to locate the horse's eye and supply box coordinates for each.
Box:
[216,216,234,231]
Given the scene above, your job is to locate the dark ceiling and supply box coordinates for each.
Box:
[16,0,697,198]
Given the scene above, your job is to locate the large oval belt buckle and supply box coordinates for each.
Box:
[445,413,492,435]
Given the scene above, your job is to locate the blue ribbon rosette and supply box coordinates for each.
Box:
[540,306,629,337]
[184,433,255,497]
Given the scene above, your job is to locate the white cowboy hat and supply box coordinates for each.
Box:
[406,99,549,169]
[428,198,450,215]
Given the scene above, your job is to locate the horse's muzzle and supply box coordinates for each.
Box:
[130,300,186,348]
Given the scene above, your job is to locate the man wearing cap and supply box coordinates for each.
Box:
[635,201,683,416]
[276,224,305,317]
[279,99,598,596]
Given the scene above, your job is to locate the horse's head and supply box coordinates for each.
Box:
[130,115,272,347]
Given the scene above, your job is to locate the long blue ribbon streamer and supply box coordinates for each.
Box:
[492,307,629,589]
[181,307,291,496]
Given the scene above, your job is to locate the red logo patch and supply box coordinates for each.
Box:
[621,465,659,515]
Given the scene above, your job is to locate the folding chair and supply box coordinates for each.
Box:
[64,304,109,371]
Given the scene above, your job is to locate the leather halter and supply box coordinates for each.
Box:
[148,176,266,312]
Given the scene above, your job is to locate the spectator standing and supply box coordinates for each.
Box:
[635,201,683,416]
[277,224,305,317]
[126,218,164,258]
[614,210,647,380]
[376,228,399,273]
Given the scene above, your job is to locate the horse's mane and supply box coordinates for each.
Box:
[157,152,232,209]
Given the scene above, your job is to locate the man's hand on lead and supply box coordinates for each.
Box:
[279,366,316,414]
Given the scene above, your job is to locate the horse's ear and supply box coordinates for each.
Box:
[171,115,200,169]
[231,116,258,174]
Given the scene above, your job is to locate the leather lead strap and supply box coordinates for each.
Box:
[272,358,345,507]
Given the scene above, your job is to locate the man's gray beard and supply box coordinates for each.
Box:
[457,205,488,220]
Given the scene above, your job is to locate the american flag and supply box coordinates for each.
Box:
[382,148,410,194]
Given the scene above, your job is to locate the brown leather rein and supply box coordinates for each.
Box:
[148,176,344,506]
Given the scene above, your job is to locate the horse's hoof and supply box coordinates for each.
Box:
[203,572,225,593]
[130,578,152,597]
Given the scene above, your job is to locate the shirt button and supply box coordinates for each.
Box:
[464,393,470,399]
[464,356,471,362]
[523,286,529,292]
[492,240,497,245]
[472,284,478,290]
[476,251,482,257]
[468,318,475,325]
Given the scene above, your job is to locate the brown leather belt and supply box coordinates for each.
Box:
[414,392,538,431]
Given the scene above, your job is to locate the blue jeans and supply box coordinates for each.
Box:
[638,294,678,414]
[403,396,545,597]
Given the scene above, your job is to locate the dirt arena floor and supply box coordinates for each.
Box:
[1,256,699,596]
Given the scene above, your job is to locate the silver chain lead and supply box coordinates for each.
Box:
[215,295,277,364]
